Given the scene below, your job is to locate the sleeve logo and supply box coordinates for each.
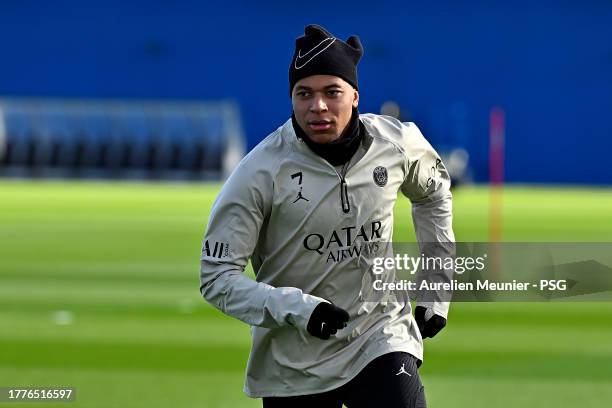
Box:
[426,159,443,188]
[203,240,230,259]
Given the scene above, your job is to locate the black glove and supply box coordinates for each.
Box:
[415,306,446,338]
[307,302,349,340]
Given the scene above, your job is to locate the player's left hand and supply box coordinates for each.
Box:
[415,306,446,338]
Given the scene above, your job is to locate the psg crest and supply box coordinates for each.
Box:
[373,166,388,187]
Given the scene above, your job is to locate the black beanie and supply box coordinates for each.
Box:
[289,24,363,96]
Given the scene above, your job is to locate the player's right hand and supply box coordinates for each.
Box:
[306,302,349,340]
[415,306,447,338]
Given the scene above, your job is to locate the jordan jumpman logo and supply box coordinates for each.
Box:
[396,363,411,376]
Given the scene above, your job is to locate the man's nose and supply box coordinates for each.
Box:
[309,96,328,113]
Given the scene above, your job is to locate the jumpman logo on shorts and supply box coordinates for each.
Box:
[396,363,411,376]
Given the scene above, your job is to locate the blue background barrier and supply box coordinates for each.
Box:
[1,0,610,183]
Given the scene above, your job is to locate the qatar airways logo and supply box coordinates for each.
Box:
[303,220,383,263]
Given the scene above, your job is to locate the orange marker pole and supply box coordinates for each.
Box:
[489,107,505,278]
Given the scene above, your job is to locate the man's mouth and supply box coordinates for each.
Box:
[308,120,333,132]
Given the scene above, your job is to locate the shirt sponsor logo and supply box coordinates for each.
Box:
[203,240,230,259]
[373,166,388,187]
[303,220,383,263]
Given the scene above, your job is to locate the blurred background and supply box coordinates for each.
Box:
[1,1,611,407]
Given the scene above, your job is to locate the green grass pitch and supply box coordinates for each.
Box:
[1,180,612,407]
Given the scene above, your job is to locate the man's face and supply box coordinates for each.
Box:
[292,75,359,144]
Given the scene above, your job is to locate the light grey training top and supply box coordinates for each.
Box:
[199,114,454,397]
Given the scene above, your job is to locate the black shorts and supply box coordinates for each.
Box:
[262,352,426,408]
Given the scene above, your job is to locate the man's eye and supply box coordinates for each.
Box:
[328,90,341,96]
[297,91,311,97]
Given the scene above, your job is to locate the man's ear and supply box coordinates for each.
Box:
[353,89,359,108]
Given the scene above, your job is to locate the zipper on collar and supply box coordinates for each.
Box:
[337,162,351,214]
[340,178,350,213]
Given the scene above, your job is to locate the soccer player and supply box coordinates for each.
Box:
[199,25,454,408]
